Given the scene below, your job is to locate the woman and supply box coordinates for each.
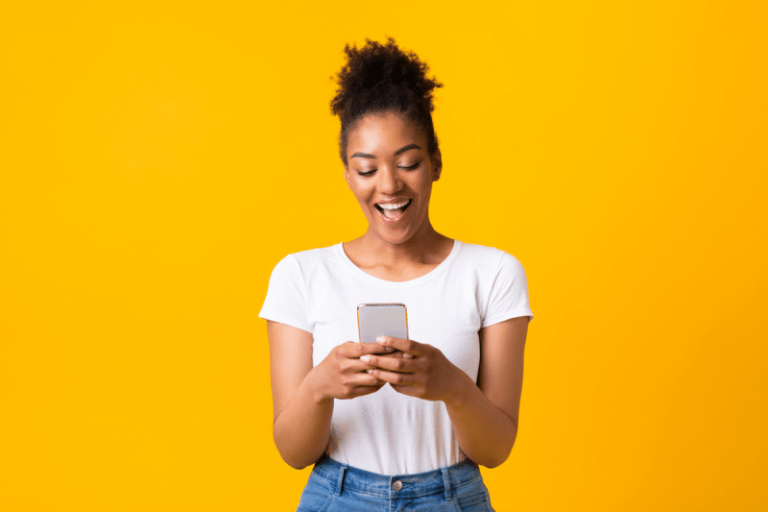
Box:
[259,38,533,512]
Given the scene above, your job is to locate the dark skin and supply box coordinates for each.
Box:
[268,111,529,470]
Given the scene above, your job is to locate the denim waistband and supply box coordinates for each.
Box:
[311,454,483,499]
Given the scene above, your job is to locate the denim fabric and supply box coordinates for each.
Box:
[296,455,495,512]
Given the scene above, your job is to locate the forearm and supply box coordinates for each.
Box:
[273,367,334,470]
[444,372,518,468]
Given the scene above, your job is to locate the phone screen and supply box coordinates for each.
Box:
[357,303,408,343]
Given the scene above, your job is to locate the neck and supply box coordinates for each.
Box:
[358,217,448,265]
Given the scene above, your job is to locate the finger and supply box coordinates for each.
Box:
[349,384,386,398]
[390,384,418,396]
[345,358,388,374]
[375,336,423,356]
[360,354,419,373]
[377,350,410,359]
[368,368,419,385]
[348,371,385,387]
[341,341,396,358]
[379,351,406,359]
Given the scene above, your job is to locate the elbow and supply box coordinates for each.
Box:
[481,460,503,470]
[284,457,313,471]
[273,429,323,470]
[481,447,512,469]
[478,423,518,469]
[276,444,316,470]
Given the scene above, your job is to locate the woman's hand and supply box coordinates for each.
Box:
[360,336,468,402]
[311,341,396,403]
[268,323,401,469]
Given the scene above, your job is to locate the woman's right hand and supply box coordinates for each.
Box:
[311,341,397,402]
[267,322,408,469]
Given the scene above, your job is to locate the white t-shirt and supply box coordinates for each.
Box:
[259,239,533,475]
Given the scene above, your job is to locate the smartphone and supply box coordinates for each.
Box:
[357,303,408,343]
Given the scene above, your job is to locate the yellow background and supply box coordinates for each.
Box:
[2,1,766,510]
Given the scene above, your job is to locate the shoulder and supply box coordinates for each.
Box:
[456,241,526,274]
[272,244,338,270]
[266,244,342,286]
[460,242,533,326]
[263,244,339,301]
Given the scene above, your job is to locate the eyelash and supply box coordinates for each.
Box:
[357,162,420,176]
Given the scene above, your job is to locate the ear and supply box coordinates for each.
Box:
[431,148,443,182]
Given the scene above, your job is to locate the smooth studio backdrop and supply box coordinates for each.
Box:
[1,1,767,511]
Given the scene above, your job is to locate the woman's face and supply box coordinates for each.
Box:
[343,111,442,246]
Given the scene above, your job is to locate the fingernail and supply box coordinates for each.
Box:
[360,355,371,363]
[366,369,373,374]
[385,347,394,352]
[376,336,386,343]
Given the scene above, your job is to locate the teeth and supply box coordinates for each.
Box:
[377,200,411,210]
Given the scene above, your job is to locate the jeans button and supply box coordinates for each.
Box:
[392,480,403,491]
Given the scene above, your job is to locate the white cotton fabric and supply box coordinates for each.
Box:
[258,239,534,475]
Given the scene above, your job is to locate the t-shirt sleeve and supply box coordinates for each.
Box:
[258,255,313,333]
[481,251,534,328]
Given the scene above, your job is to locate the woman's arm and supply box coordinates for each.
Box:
[447,316,529,468]
[268,321,331,470]
[267,320,392,469]
[362,315,529,468]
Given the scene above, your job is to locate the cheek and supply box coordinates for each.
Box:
[416,177,434,199]
[348,183,372,207]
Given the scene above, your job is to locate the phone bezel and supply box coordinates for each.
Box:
[356,303,409,343]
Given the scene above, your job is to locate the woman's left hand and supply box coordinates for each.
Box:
[359,336,468,402]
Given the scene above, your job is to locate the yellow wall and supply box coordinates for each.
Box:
[2,1,766,510]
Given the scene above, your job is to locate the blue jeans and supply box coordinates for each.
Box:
[296,454,496,512]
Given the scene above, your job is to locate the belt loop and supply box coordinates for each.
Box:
[335,464,348,496]
[441,467,452,501]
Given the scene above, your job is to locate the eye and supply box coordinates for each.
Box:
[398,162,420,170]
[356,169,377,177]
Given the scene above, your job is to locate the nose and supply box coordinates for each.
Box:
[377,165,402,194]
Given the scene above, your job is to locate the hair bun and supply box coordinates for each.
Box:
[331,37,442,119]
[330,37,443,163]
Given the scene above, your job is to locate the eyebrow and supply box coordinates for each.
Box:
[350,144,421,159]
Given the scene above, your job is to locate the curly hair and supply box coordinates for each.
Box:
[330,37,443,165]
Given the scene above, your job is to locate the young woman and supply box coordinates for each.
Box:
[259,38,533,512]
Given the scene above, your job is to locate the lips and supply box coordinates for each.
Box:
[374,199,412,222]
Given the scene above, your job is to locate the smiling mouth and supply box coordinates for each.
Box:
[374,199,412,220]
